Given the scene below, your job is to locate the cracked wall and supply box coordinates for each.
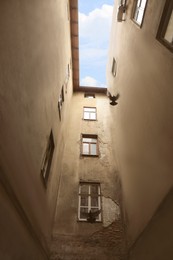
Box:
[51,92,127,259]
[102,196,120,227]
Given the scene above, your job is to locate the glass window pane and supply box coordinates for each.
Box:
[80,184,89,194]
[80,207,88,219]
[84,112,90,119]
[141,0,147,8]
[91,138,97,143]
[90,113,96,120]
[85,108,95,112]
[90,185,99,195]
[91,196,98,207]
[137,10,143,24]
[83,143,89,154]
[82,138,89,142]
[137,0,141,8]
[91,208,100,220]
[83,138,97,143]
[164,10,173,44]
[90,143,97,155]
[80,195,88,206]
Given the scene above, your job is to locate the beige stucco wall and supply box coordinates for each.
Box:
[128,188,173,260]
[107,0,173,247]
[0,0,72,258]
[51,92,126,259]
[53,92,121,235]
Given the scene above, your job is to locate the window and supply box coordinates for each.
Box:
[117,0,127,22]
[112,58,117,77]
[78,182,101,222]
[58,86,64,120]
[81,134,98,156]
[84,93,95,98]
[41,131,54,186]
[157,0,173,52]
[132,0,148,27]
[83,107,97,120]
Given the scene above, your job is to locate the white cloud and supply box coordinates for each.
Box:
[79,5,113,45]
[81,76,106,88]
[79,4,113,87]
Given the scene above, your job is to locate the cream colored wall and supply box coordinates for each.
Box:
[0,0,72,258]
[128,188,173,260]
[53,92,122,236]
[107,0,173,246]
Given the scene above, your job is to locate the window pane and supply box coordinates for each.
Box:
[84,112,90,119]
[91,208,100,220]
[80,207,88,219]
[83,138,97,143]
[82,138,90,142]
[80,184,89,194]
[80,195,88,206]
[90,184,98,194]
[91,196,98,207]
[90,113,96,120]
[137,0,141,8]
[83,143,89,154]
[141,0,147,8]
[164,10,173,44]
[136,10,143,24]
[84,108,95,112]
[90,143,97,155]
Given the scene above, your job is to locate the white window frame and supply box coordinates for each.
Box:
[81,134,98,157]
[78,182,101,222]
[132,0,148,27]
[83,107,97,121]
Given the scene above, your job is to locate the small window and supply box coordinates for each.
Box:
[132,0,148,27]
[41,131,54,186]
[81,134,98,156]
[112,58,117,77]
[157,0,173,52]
[84,93,95,98]
[83,107,97,120]
[58,86,64,120]
[78,182,101,222]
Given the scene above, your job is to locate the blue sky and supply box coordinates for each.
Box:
[79,0,114,87]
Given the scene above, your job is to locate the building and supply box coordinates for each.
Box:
[0,0,173,260]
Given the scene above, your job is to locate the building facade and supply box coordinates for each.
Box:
[0,0,173,260]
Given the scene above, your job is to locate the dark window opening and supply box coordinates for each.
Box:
[41,130,54,186]
[84,93,95,98]
[157,0,173,52]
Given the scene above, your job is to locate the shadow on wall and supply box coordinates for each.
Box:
[128,187,173,260]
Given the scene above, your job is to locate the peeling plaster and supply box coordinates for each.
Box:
[102,196,120,227]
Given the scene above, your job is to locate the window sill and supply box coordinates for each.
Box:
[81,154,99,158]
[77,219,102,223]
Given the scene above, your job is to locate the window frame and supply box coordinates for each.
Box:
[41,130,55,187]
[156,0,173,52]
[132,0,148,27]
[78,182,102,222]
[83,107,97,121]
[81,134,99,157]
